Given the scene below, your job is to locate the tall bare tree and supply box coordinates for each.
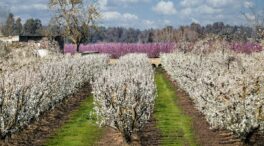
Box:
[49,0,100,52]
[242,2,264,42]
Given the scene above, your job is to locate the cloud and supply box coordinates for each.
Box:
[164,19,171,25]
[13,4,48,12]
[177,0,254,25]
[143,20,156,28]
[102,11,138,21]
[197,5,222,14]
[123,13,138,20]
[114,0,138,3]
[243,13,256,21]
[153,1,177,15]
[206,0,231,8]
[98,0,108,10]
[180,0,241,8]
[102,11,121,20]
[191,18,199,23]
[180,8,192,16]
[244,1,254,8]
[180,0,201,7]
[113,0,149,4]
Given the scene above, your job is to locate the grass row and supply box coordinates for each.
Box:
[45,70,197,146]
[154,69,198,146]
[45,97,103,146]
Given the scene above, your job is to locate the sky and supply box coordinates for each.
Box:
[0,0,263,30]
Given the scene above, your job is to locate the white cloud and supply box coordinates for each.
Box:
[180,0,201,7]
[197,5,222,14]
[113,0,149,3]
[102,11,122,20]
[98,0,108,10]
[177,0,251,25]
[153,1,177,15]
[115,0,138,3]
[14,3,48,11]
[102,11,138,21]
[191,18,199,23]
[123,13,138,20]
[180,8,192,16]
[207,0,230,7]
[244,13,255,21]
[244,1,254,8]
[180,4,222,17]
[143,20,156,29]
[144,20,154,25]
[164,19,171,25]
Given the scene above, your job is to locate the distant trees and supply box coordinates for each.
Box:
[14,18,23,35]
[49,0,100,52]
[1,13,43,36]
[138,29,154,43]
[84,23,255,43]
[1,13,15,36]
[23,18,43,35]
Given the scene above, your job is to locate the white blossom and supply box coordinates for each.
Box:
[161,50,264,139]
[92,54,156,143]
[0,54,109,137]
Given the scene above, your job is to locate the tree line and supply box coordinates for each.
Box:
[0,12,256,43]
[0,13,43,36]
[88,23,254,43]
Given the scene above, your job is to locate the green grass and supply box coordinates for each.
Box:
[155,69,198,146]
[45,96,103,146]
[44,70,197,146]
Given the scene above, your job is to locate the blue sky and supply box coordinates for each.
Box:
[0,0,262,29]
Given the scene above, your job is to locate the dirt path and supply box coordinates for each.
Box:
[95,114,162,146]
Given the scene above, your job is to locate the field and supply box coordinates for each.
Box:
[0,39,264,146]
[64,43,175,58]
[2,0,264,145]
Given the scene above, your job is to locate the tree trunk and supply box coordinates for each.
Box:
[76,43,81,53]
[123,130,132,144]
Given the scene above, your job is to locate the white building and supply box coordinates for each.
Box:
[0,35,19,43]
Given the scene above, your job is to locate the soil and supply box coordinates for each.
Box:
[96,128,129,146]
[0,84,92,146]
[164,70,264,146]
[139,117,161,146]
[96,117,161,146]
[96,128,141,146]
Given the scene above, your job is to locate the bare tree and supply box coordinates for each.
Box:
[44,17,62,38]
[242,3,264,42]
[49,0,100,52]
